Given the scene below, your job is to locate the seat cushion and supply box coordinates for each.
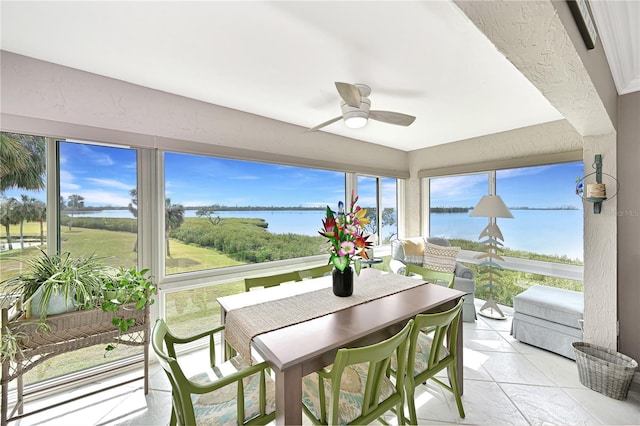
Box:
[302,362,396,424]
[390,331,448,377]
[412,331,449,375]
[513,285,583,328]
[189,356,276,425]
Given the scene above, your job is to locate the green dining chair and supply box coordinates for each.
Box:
[392,299,465,424]
[243,270,301,292]
[405,263,455,288]
[302,319,414,425]
[151,319,276,425]
[297,264,333,280]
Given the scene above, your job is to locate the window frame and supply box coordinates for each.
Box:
[422,161,584,281]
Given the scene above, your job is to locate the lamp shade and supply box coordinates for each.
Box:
[470,195,513,218]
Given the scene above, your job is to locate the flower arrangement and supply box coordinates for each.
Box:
[319,192,372,272]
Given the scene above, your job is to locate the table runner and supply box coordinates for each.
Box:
[224,272,426,363]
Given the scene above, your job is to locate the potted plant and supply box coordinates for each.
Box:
[100,266,156,352]
[0,250,105,320]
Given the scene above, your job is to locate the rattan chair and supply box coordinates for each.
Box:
[151,319,276,425]
[302,320,414,425]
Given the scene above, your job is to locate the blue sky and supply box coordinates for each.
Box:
[4,142,583,210]
[430,162,585,209]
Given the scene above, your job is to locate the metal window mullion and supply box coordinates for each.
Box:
[46,138,60,255]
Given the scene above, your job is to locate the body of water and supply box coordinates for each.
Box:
[72,208,583,261]
[430,209,583,261]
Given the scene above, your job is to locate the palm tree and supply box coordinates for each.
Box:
[0,133,46,192]
[17,195,38,250]
[34,200,46,245]
[165,198,185,258]
[0,197,20,250]
[129,189,139,252]
[67,194,84,231]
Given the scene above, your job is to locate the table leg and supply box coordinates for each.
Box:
[274,364,303,425]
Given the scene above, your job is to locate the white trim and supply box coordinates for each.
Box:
[590,1,640,95]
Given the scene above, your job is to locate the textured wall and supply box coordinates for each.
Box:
[0,51,409,177]
[582,135,617,348]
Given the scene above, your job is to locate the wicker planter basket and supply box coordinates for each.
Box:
[572,342,638,400]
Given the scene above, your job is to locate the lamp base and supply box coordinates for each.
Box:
[478,296,507,320]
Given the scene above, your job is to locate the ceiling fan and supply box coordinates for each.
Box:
[309,82,416,131]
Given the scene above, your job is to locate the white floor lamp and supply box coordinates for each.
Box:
[470,194,513,320]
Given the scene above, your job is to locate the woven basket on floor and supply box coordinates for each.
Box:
[572,341,638,400]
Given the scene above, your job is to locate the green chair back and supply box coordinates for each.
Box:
[405,263,455,288]
[151,319,276,425]
[243,270,301,292]
[297,264,333,280]
[302,320,413,425]
[403,299,465,424]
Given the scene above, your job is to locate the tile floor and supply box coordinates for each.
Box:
[9,300,640,425]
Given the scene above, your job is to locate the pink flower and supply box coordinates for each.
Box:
[339,241,356,256]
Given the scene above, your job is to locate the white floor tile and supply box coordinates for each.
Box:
[465,328,518,353]
[459,379,528,425]
[500,383,601,425]
[479,351,555,386]
[564,386,640,425]
[522,349,583,388]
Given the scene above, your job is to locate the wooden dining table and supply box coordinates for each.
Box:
[217,269,466,425]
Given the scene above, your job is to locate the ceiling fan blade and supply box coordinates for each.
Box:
[369,110,416,126]
[335,82,361,107]
[308,116,343,131]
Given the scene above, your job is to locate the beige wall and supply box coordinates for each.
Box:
[617,92,640,363]
[0,51,409,179]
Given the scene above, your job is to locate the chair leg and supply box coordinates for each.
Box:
[448,365,465,418]
[405,383,418,425]
[169,407,177,426]
[396,401,406,425]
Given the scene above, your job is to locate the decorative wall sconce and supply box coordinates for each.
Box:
[575,154,619,214]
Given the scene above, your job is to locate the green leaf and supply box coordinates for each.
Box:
[354,258,362,276]
[332,256,348,271]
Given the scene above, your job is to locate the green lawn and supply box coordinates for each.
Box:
[1,223,247,385]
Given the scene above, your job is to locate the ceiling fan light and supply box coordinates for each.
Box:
[344,115,368,128]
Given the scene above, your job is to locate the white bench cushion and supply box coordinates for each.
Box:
[513,285,583,329]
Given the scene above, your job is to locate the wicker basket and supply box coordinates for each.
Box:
[572,342,638,400]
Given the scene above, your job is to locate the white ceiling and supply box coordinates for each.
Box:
[0,1,634,152]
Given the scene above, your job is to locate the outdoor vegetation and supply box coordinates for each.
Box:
[448,238,583,307]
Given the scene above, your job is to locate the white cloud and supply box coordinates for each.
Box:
[229,175,261,180]
[430,175,486,200]
[60,170,81,191]
[60,190,131,207]
[77,145,114,166]
[86,178,134,190]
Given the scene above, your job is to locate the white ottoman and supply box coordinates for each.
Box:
[511,285,584,360]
